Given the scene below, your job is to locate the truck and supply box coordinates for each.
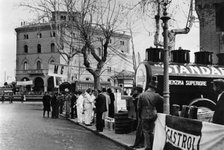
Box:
[135,47,223,113]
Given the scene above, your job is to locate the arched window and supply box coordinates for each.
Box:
[37,61,41,70]
[24,34,29,39]
[24,45,28,53]
[51,43,55,52]
[37,33,42,38]
[50,59,54,64]
[37,44,41,53]
[50,31,56,37]
[24,61,28,70]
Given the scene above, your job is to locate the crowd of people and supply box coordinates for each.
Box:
[2,78,224,150]
[42,87,115,132]
[1,92,15,103]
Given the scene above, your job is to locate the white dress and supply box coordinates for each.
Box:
[76,94,84,123]
[84,92,95,125]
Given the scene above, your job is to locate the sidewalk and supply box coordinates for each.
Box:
[60,114,144,150]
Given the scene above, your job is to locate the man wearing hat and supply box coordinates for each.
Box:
[212,79,224,125]
[137,79,164,150]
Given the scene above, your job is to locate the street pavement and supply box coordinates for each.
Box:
[0,102,133,150]
[62,114,145,150]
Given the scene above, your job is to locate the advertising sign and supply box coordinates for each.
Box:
[153,114,224,150]
[151,64,224,78]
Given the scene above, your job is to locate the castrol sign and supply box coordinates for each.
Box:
[153,114,224,150]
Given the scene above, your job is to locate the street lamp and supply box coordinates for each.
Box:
[161,0,171,114]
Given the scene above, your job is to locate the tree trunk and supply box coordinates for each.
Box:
[93,75,101,90]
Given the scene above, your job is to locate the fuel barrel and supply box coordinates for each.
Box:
[114,111,133,134]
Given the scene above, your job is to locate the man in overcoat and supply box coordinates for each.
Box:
[95,89,107,132]
[42,92,51,118]
[137,79,164,150]
[212,79,224,125]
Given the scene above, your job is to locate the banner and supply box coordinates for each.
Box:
[48,64,68,77]
[17,80,33,86]
[53,76,62,88]
[153,114,224,150]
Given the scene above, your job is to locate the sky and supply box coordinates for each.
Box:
[0,0,200,86]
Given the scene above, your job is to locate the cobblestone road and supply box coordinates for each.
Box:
[0,102,127,150]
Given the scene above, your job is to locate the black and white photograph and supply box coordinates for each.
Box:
[1,0,224,150]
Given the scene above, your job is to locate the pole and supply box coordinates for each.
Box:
[4,71,6,83]
[161,2,170,114]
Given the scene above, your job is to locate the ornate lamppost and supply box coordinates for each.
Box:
[161,0,171,114]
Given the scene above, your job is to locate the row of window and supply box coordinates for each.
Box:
[23,31,56,40]
[24,43,55,53]
[24,43,126,55]
[97,37,125,45]
[23,59,55,70]
[23,32,125,46]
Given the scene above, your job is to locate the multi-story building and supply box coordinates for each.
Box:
[195,0,224,64]
[15,11,132,92]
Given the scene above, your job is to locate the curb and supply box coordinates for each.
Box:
[60,114,133,150]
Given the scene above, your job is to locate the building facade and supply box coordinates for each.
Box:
[15,12,133,93]
[195,0,224,64]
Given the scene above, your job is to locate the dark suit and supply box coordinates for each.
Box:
[95,93,107,131]
[42,94,51,117]
[43,95,51,111]
[213,93,224,125]
[70,95,77,119]
[108,92,115,118]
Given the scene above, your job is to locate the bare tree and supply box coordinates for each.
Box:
[20,0,129,89]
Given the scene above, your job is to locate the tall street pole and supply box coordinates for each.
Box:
[161,1,170,114]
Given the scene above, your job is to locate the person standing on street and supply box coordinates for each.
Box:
[91,90,97,123]
[9,93,14,103]
[23,94,26,102]
[83,88,94,126]
[42,92,51,118]
[2,93,5,103]
[51,92,57,118]
[95,89,107,132]
[212,79,224,125]
[131,85,144,149]
[21,93,24,103]
[70,91,77,119]
[58,93,64,114]
[64,88,71,118]
[138,79,164,150]
[102,88,110,120]
[107,88,115,118]
[76,90,84,124]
